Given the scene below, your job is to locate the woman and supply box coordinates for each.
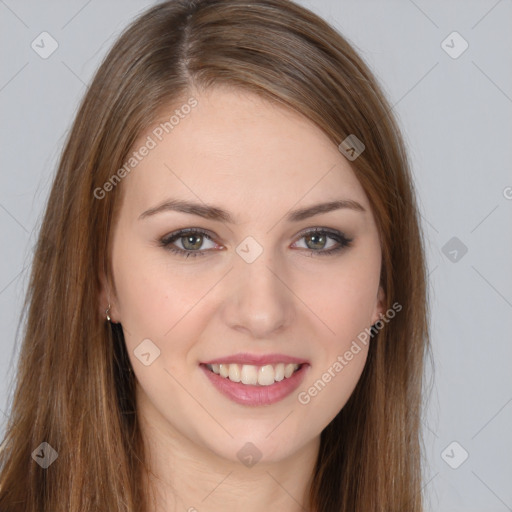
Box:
[0,0,430,510]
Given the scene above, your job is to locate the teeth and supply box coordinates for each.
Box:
[241,364,258,385]
[258,364,275,386]
[284,363,295,378]
[228,364,241,382]
[274,363,285,381]
[207,362,301,386]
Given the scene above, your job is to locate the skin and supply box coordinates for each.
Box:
[99,86,385,512]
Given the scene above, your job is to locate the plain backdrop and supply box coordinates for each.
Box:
[1,1,511,510]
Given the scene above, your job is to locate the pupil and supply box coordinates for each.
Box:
[184,234,201,250]
[308,234,325,250]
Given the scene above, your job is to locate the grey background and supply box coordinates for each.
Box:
[1,0,511,510]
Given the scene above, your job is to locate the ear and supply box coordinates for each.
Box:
[98,268,119,323]
[371,285,386,325]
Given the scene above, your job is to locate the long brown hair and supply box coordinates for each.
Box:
[0,1,431,510]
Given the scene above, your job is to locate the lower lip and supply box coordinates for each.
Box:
[200,364,309,406]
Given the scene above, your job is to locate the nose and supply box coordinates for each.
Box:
[221,244,296,340]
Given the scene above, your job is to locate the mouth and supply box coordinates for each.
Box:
[200,360,309,406]
[204,362,304,386]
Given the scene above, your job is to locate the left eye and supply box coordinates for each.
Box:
[159,227,353,258]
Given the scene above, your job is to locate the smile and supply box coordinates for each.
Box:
[200,359,309,406]
[206,362,302,386]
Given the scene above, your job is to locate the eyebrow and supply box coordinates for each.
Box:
[138,198,366,223]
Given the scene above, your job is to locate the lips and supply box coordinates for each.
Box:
[200,353,310,406]
[202,353,308,366]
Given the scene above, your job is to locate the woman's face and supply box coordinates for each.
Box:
[104,86,384,464]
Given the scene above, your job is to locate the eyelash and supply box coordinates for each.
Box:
[158,227,353,259]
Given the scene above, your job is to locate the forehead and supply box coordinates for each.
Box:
[118,87,370,220]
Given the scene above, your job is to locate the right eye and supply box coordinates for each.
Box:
[159,228,221,258]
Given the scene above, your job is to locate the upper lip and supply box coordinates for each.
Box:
[201,353,308,366]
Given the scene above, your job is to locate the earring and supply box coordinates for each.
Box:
[105,304,112,322]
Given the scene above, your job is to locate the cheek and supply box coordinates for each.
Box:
[302,344,369,416]
[113,240,206,332]
[295,247,379,415]
[112,242,219,380]
[298,257,380,345]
